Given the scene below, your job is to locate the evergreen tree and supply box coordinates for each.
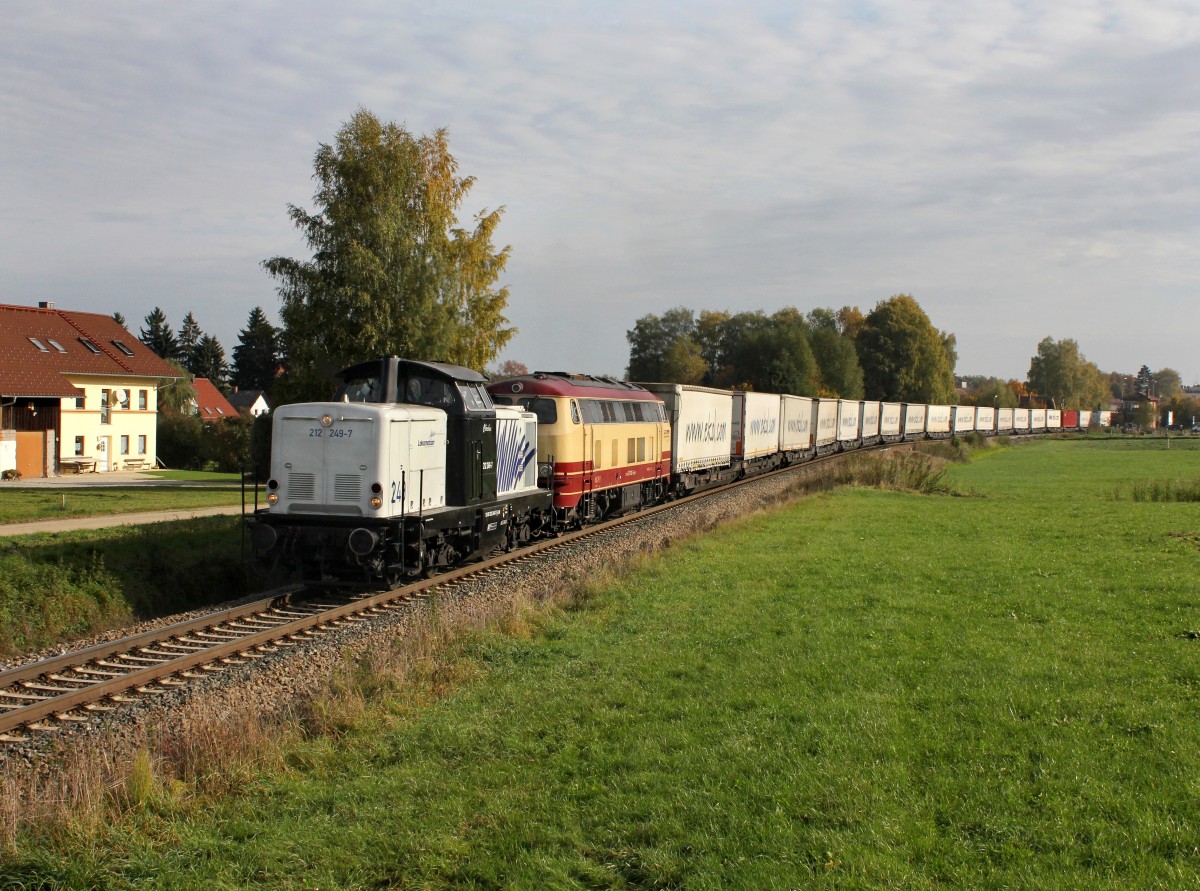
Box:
[231,307,281,391]
[194,335,230,391]
[265,108,515,400]
[112,312,127,328]
[177,312,204,375]
[139,307,179,361]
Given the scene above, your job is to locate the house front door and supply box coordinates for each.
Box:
[96,436,111,472]
[16,432,44,478]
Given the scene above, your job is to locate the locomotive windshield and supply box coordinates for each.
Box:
[492,394,557,424]
[337,373,382,403]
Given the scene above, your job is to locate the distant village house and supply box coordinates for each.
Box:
[0,302,181,477]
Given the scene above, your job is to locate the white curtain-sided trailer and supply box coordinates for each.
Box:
[813,398,839,451]
[880,402,903,441]
[780,395,814,455]
[1046,409,1062,431]
[926,405,952,438]
[732,391,781,461]
[996,408,1014,434]
[951,405,976,435]
[902,404,926,440]
[642,383,733,473]
[837,399,862,446]
[974,406,996,434]
[1013,408,1031,432]
[1031,408,1047,431]
[861,401,881,444]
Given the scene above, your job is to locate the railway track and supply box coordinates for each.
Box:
[0,445,895,743]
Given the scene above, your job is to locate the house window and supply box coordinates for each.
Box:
[47,339,66,353]
[120,436,129,455]
[78,338,101,353]
[111,340,135,356]
[137,435,147,455]
[119,390,130,410]
[100,390,111,425]
[74,436,84,456]
[28,337,48,352]
[138,390,148,410]
[75,394,85,409]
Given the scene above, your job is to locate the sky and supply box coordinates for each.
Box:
[3,1,1199,384]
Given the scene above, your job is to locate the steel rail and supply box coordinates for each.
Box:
[0,443,903,738]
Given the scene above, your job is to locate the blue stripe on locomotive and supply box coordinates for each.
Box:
[496,421,536,493]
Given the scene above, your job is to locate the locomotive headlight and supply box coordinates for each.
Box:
[370,496,382,509]
[369,481,383,509]
[267,492,279,505]
[538,463,553,478]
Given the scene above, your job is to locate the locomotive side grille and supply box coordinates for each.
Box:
[288,472,316,500]
[333,473,362,502]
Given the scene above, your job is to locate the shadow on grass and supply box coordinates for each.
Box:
[0,517,268,657]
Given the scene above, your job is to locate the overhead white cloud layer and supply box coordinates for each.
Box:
[3,0,1198,382]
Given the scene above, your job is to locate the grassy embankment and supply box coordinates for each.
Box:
[0,517,266,656]
[4,437,1200,887]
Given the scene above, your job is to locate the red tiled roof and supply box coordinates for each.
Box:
[192,377,238,420]
[0,303,182,398]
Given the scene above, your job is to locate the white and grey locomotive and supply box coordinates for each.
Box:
[250,358,553,586]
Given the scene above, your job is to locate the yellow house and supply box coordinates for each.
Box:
[0,302,181,476]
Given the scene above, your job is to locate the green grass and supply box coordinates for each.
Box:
[0,486,261,525]
[141,470,245,482]
[7,439,1200,887]
[0,518,267,655]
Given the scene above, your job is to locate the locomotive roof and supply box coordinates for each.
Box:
[487,372,661,401]
[340,357,489,384]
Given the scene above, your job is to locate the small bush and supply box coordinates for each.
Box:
[1124,478,1200,502]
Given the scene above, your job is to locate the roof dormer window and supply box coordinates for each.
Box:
[111,339,135,356]
[78,338,101,354]
[28,337,48,352]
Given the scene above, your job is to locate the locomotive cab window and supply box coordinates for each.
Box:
[338,374,382,403]
[491,394,557,423]
[406,374,457,408]
[457,383,491,412]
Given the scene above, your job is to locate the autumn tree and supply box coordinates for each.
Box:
[1152,368,1182,399]
[855,295,956,403]
[1026,337,1108,409]
[722,309,818,394]
[625,307,697,381]
[659,337,707,385]
[231,307,281,392]
[807,308,863,398]
[139,307,179,361]
[265,108,515,399]
[960,377,1018,408]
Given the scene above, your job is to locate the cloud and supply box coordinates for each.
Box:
[2,0,1199,382]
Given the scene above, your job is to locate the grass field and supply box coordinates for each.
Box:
[5,437,1200,888]
[0,517,267,655]
[0,485,260,525]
